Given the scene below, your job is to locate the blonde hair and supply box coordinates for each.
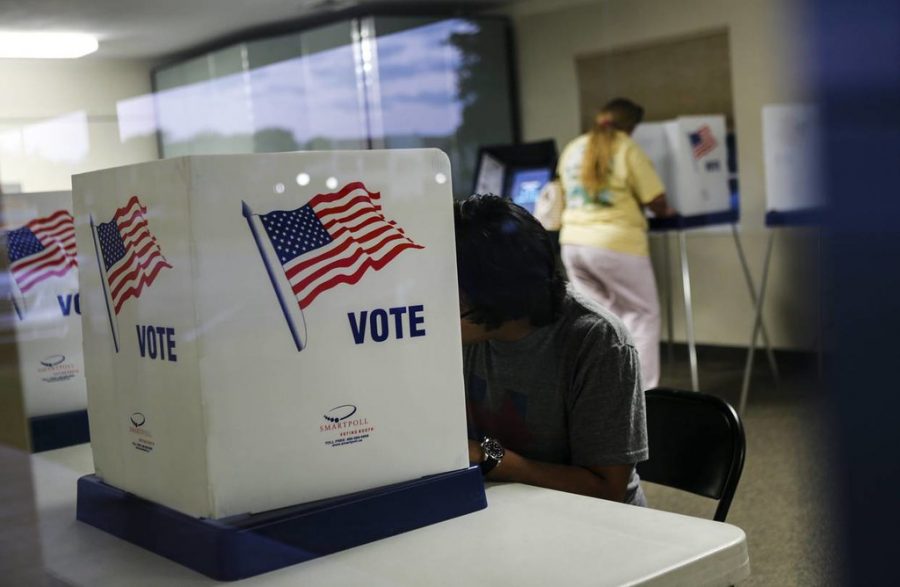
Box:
[580,117,617,198]
[580,98,645,199]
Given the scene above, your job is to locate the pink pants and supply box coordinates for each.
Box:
[562,244,661,390]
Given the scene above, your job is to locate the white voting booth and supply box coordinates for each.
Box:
[763,104,823,216]
[632,115,765,391]
[72,150,471,527]
[739,105,824,413]
[1,191,88,439]
[632,115,731,218]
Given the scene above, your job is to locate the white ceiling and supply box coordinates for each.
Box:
[0,0,510,60]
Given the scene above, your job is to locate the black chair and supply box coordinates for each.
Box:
[638,387,746,522]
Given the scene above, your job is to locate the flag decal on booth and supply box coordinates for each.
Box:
[689,125,718,159]
[2,209,77,320]
[4,209,77,294]
[243,181,424,351]
[90,195,172,352]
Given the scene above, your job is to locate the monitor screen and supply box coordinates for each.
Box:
[508,167,552,213]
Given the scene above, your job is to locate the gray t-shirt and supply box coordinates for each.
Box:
[463,290,648,505]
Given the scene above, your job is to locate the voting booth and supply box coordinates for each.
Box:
[632,115,732,221]
[631,115,738,391]
[763,104,824,224]
[72,150,484,579]
[739,105,824,413]
[473,140,557,213]
[0,191,89,451]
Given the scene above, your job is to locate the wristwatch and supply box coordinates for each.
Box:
[479,436,505,475]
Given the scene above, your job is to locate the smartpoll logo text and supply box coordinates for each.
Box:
[38,354,79,383]
[128,412,155,454]
[320,404,375,448]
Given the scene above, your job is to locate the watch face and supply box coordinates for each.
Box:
[482,438,504,460]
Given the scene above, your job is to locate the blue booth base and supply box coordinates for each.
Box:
[765,208,824,227]
[30,409,90,452]
[648,209,740,232]
[76,467,487,581]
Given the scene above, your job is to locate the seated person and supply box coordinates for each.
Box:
[455,194,648,505]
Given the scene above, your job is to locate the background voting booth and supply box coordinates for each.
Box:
[71,149,484,580]
[0,190,90,451]
[633,116,778,393]
[473,139,558,213]
[739,104,824,413]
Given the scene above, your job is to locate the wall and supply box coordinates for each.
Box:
[0,57,159,193]
[505,0,818,350]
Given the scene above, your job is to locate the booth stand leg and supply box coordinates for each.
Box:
[663,232,675,364]
[678,231,699,391]
[731,225,781,384]
[740,230,776,415]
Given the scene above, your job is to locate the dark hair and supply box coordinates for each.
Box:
[454,194,566,331]
[601,97,645,133]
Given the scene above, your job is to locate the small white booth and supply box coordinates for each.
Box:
[1,191,89,451]
[738,104,824,412]
[71,149,483,580]
[632,115,769,391]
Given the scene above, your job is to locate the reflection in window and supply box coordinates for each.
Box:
[22,112,90,165]
[371,18,514,195]
[117,94,158,143]
[249,21,368,152]
[149,15,515,196]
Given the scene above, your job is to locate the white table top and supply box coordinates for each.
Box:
[32,444,749,586]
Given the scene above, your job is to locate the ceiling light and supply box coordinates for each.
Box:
[0,32,99,59]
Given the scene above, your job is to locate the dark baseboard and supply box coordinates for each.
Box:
[661,342,819,368]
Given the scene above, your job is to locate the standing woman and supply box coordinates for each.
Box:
[557,98,675,389]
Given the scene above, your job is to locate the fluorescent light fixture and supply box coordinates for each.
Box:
[0,32,98,58]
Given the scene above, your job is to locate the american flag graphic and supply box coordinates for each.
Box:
[4,210,77,294]
[256,181,423,310]
[96,196,172,314]
[689,125,718,159]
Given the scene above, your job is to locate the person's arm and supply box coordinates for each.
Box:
[646,193,677,218]
[469,440,633,501]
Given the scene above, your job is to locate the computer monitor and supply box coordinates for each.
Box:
[507,167,552,213]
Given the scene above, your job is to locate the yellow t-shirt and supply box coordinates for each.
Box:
[557,132,665,257]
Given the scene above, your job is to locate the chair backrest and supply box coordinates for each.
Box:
[637,387,746,522]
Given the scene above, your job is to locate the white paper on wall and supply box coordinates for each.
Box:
[73,150,469,519]
[0,191,87,417]
[763,104,823,213]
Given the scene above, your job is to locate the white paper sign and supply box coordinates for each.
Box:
[73,150,469,519]
[763,104,823,212]
[1,191,87,417]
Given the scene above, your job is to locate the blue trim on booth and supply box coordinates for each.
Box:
[29,409,90,453]
[765,209,824,227]
[77,467,487,581]
[649,209,739,232]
